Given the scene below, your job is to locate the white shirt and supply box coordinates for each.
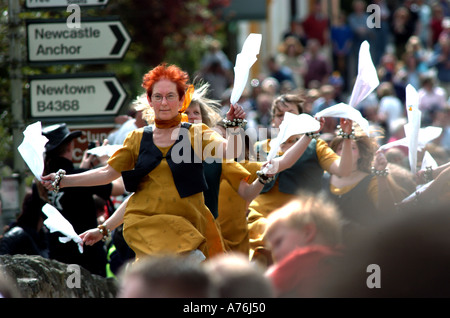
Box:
[378,95,403,128]
[107,118,137,145]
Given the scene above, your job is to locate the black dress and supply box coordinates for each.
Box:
[322,172,377,242]
[31,157,113,277]
[0,225,49,258]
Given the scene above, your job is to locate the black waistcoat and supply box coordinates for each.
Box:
[202,161,222,219]
[121,123,208,198]
[261,139,323,194]
[323,172,377,226]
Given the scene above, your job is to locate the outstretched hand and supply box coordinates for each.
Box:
[79,228,102,246]
[41,173,57,191]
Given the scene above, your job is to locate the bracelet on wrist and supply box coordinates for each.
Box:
[97,224,111,242]
[305,132,320,140]
[256,170,275,185]
[52,169,66,193]
[371,167,389,177]
[337,125,356,140]
[223,118,247,129]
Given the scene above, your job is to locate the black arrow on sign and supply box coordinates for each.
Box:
[105,80,120,111]
[109,25,125,55]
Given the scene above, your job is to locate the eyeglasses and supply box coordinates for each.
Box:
[151,93,179,103]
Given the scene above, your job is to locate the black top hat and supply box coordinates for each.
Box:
[42,123,82,152]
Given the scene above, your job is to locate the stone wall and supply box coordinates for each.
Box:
[0,254,118,298]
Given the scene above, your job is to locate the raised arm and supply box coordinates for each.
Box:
[416,161,450,185]
[265,116,326,174]
[416,165,450,203]
[222,103,247,160]
[372,150,398,211]
[269,134,313,173]
[237,152,308,203]
[398,164,450,210]
[237,177,265,204]
[327,118,353,177]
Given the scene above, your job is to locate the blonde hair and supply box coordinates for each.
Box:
[133,92,154,124]
[189,82,222,127]
[264,192,343,247]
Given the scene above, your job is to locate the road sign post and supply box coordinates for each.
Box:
[8,0,26,227]
[28,73,128,120]
[26,17,131,64]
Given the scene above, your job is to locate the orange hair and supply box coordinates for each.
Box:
[142,63,190,100]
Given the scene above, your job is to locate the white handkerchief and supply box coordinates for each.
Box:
[348,41,380,108]
[42,203,83,253]
[267,112,320,161]
[314,103,370,135]
[405,84,422,174]
[421,151,438,170]
[378,138,407,151]
[417,126,442,150]
[315,41,378,137]
[262,113,320,175]
[379,126,442,151]
[230,33,262,105]
[17,121,48,181]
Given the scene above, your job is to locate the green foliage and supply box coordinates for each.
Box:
[0,111,13,167]
[105,0,229,78]
[0,0,230,176]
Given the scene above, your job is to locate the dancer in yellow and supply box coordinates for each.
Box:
[249,94,353,266]
[41,63,251,261]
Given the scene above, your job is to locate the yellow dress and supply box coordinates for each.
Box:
[108,124,225,261]
[217,161,261,256]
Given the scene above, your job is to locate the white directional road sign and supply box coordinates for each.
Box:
[29,74,128,118]
[25,0,109,9]
[26,18,131,64]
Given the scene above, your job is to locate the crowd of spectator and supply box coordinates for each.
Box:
[1,0,449,299]
[199,0,449,159]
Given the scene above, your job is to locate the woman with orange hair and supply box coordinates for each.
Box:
[40,63,257,262]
